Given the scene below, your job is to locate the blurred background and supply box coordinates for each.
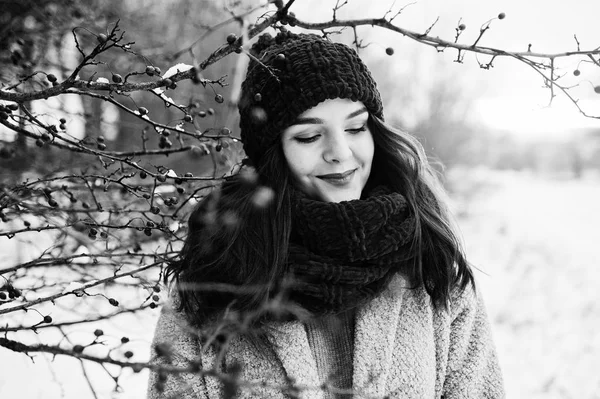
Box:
[1,0,600,398]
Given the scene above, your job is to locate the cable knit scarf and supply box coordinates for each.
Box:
[287,187,418,315]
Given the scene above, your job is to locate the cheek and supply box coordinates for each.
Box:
[282,145,313,180]
[359,132,375,165]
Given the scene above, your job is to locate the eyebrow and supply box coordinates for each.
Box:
[292,106,368,125]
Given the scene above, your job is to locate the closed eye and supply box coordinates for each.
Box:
[346,125,367,134]
[293,124,366,143]
[294,135,320,144]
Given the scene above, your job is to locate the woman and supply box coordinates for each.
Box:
[147,31,504,398]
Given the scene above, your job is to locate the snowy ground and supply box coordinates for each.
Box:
[448,168,600,399]
[1,168,599,398]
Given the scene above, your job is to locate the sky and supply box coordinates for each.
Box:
[289,0,600,138]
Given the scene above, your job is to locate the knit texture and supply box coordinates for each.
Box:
[147,274,505,399]
[288,187,417,315]
[304,310,355,399]
[238,31,383,165]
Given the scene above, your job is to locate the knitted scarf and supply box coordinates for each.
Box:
[287,187,418,315]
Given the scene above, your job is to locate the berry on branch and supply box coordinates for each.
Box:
[226,33,237,45]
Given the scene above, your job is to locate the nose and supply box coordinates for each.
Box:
[323,131,353,163]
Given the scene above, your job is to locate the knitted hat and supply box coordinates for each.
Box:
[238,31,384,166]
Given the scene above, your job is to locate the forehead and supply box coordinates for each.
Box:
[293,98,368,125]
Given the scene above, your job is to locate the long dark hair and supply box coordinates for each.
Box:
[367,116,474,305]
[165,115,474,329]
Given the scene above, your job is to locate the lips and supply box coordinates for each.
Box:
[317,169,355,179]
[316,169,356,185]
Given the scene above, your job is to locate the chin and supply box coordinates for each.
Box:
[319,189,362,203]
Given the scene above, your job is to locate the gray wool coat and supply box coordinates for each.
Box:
[147,274,504,398]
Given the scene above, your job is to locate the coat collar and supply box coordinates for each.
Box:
[353,273,407,396]
[267,274,407,398]
[267,320,324,399]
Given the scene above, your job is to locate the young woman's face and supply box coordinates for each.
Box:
[281,98,374,203]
